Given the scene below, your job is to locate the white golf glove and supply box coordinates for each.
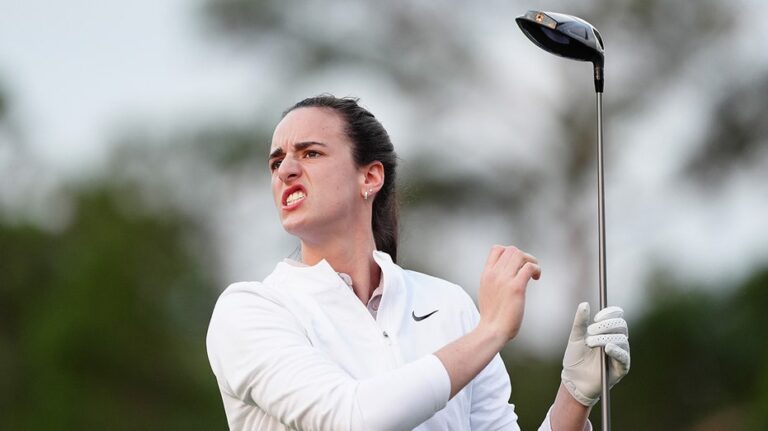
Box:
[561,302,630,406]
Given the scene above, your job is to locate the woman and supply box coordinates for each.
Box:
[206,95,630,430]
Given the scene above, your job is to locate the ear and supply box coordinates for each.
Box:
[359,161,384,195]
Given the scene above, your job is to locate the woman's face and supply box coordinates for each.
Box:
[269,107,366,242]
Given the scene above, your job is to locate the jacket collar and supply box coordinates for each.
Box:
[267,250,403,297]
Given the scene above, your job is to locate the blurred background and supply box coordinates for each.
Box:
[1,0,767,429]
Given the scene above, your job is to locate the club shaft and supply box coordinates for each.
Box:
[596,92,610,431]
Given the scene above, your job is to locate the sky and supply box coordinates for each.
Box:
[2,0,767,354]
[0,0,255,172]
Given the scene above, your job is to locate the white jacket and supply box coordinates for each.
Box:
[207,251,558,430]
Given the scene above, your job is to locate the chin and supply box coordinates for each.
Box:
[281,215,341,245]
[280,214,315,238]
[280,218,302,235]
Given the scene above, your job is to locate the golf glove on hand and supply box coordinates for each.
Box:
[561,302,630,406]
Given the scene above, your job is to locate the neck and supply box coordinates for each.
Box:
[300,232,381,304]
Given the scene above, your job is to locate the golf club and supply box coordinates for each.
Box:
[515,10,611,431]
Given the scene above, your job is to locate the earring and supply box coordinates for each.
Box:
[364,190,369,200]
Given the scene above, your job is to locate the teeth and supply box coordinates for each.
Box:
[286,190,306,205]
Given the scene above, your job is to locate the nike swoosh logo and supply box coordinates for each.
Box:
[412,309,439,321]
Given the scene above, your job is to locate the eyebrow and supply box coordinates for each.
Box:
[268,141,328,161]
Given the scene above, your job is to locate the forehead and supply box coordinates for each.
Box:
[270,107,349,151]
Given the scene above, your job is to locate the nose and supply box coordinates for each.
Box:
[277,156,301,183]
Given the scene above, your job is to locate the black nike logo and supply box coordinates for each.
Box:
[412,309,439,321]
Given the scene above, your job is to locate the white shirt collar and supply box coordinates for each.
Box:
[277,251,393,318]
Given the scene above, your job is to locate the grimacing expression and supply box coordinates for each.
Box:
[269,107,367,240]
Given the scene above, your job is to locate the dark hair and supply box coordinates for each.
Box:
[283,95,400,262]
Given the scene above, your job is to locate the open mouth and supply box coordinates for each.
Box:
[282,186,307,207]
[285,190,306,206]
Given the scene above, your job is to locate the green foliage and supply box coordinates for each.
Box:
[612,269,768,430]
[502,351,562,430]
[0,184,225,430]
[501,269,768,431]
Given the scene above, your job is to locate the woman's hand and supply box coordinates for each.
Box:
[561,302,631,406]
[436,245,541,398]
[477,245,541,343]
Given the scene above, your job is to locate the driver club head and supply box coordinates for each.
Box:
[515,10,605,91]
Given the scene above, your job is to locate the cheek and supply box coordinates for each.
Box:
[331,171,360,200]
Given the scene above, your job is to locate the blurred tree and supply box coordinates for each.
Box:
[0,182,225,430]
[609,267,768,430]
[499,265,768,431]
[686,74,768,184]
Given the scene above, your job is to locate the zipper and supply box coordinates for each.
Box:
[335,275,383,337]
[335,273,401,367]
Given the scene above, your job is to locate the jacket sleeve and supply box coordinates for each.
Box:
[459,289,521,430]
[536,407,592,431]
[468,351,522,430]
[206,285,450,431]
